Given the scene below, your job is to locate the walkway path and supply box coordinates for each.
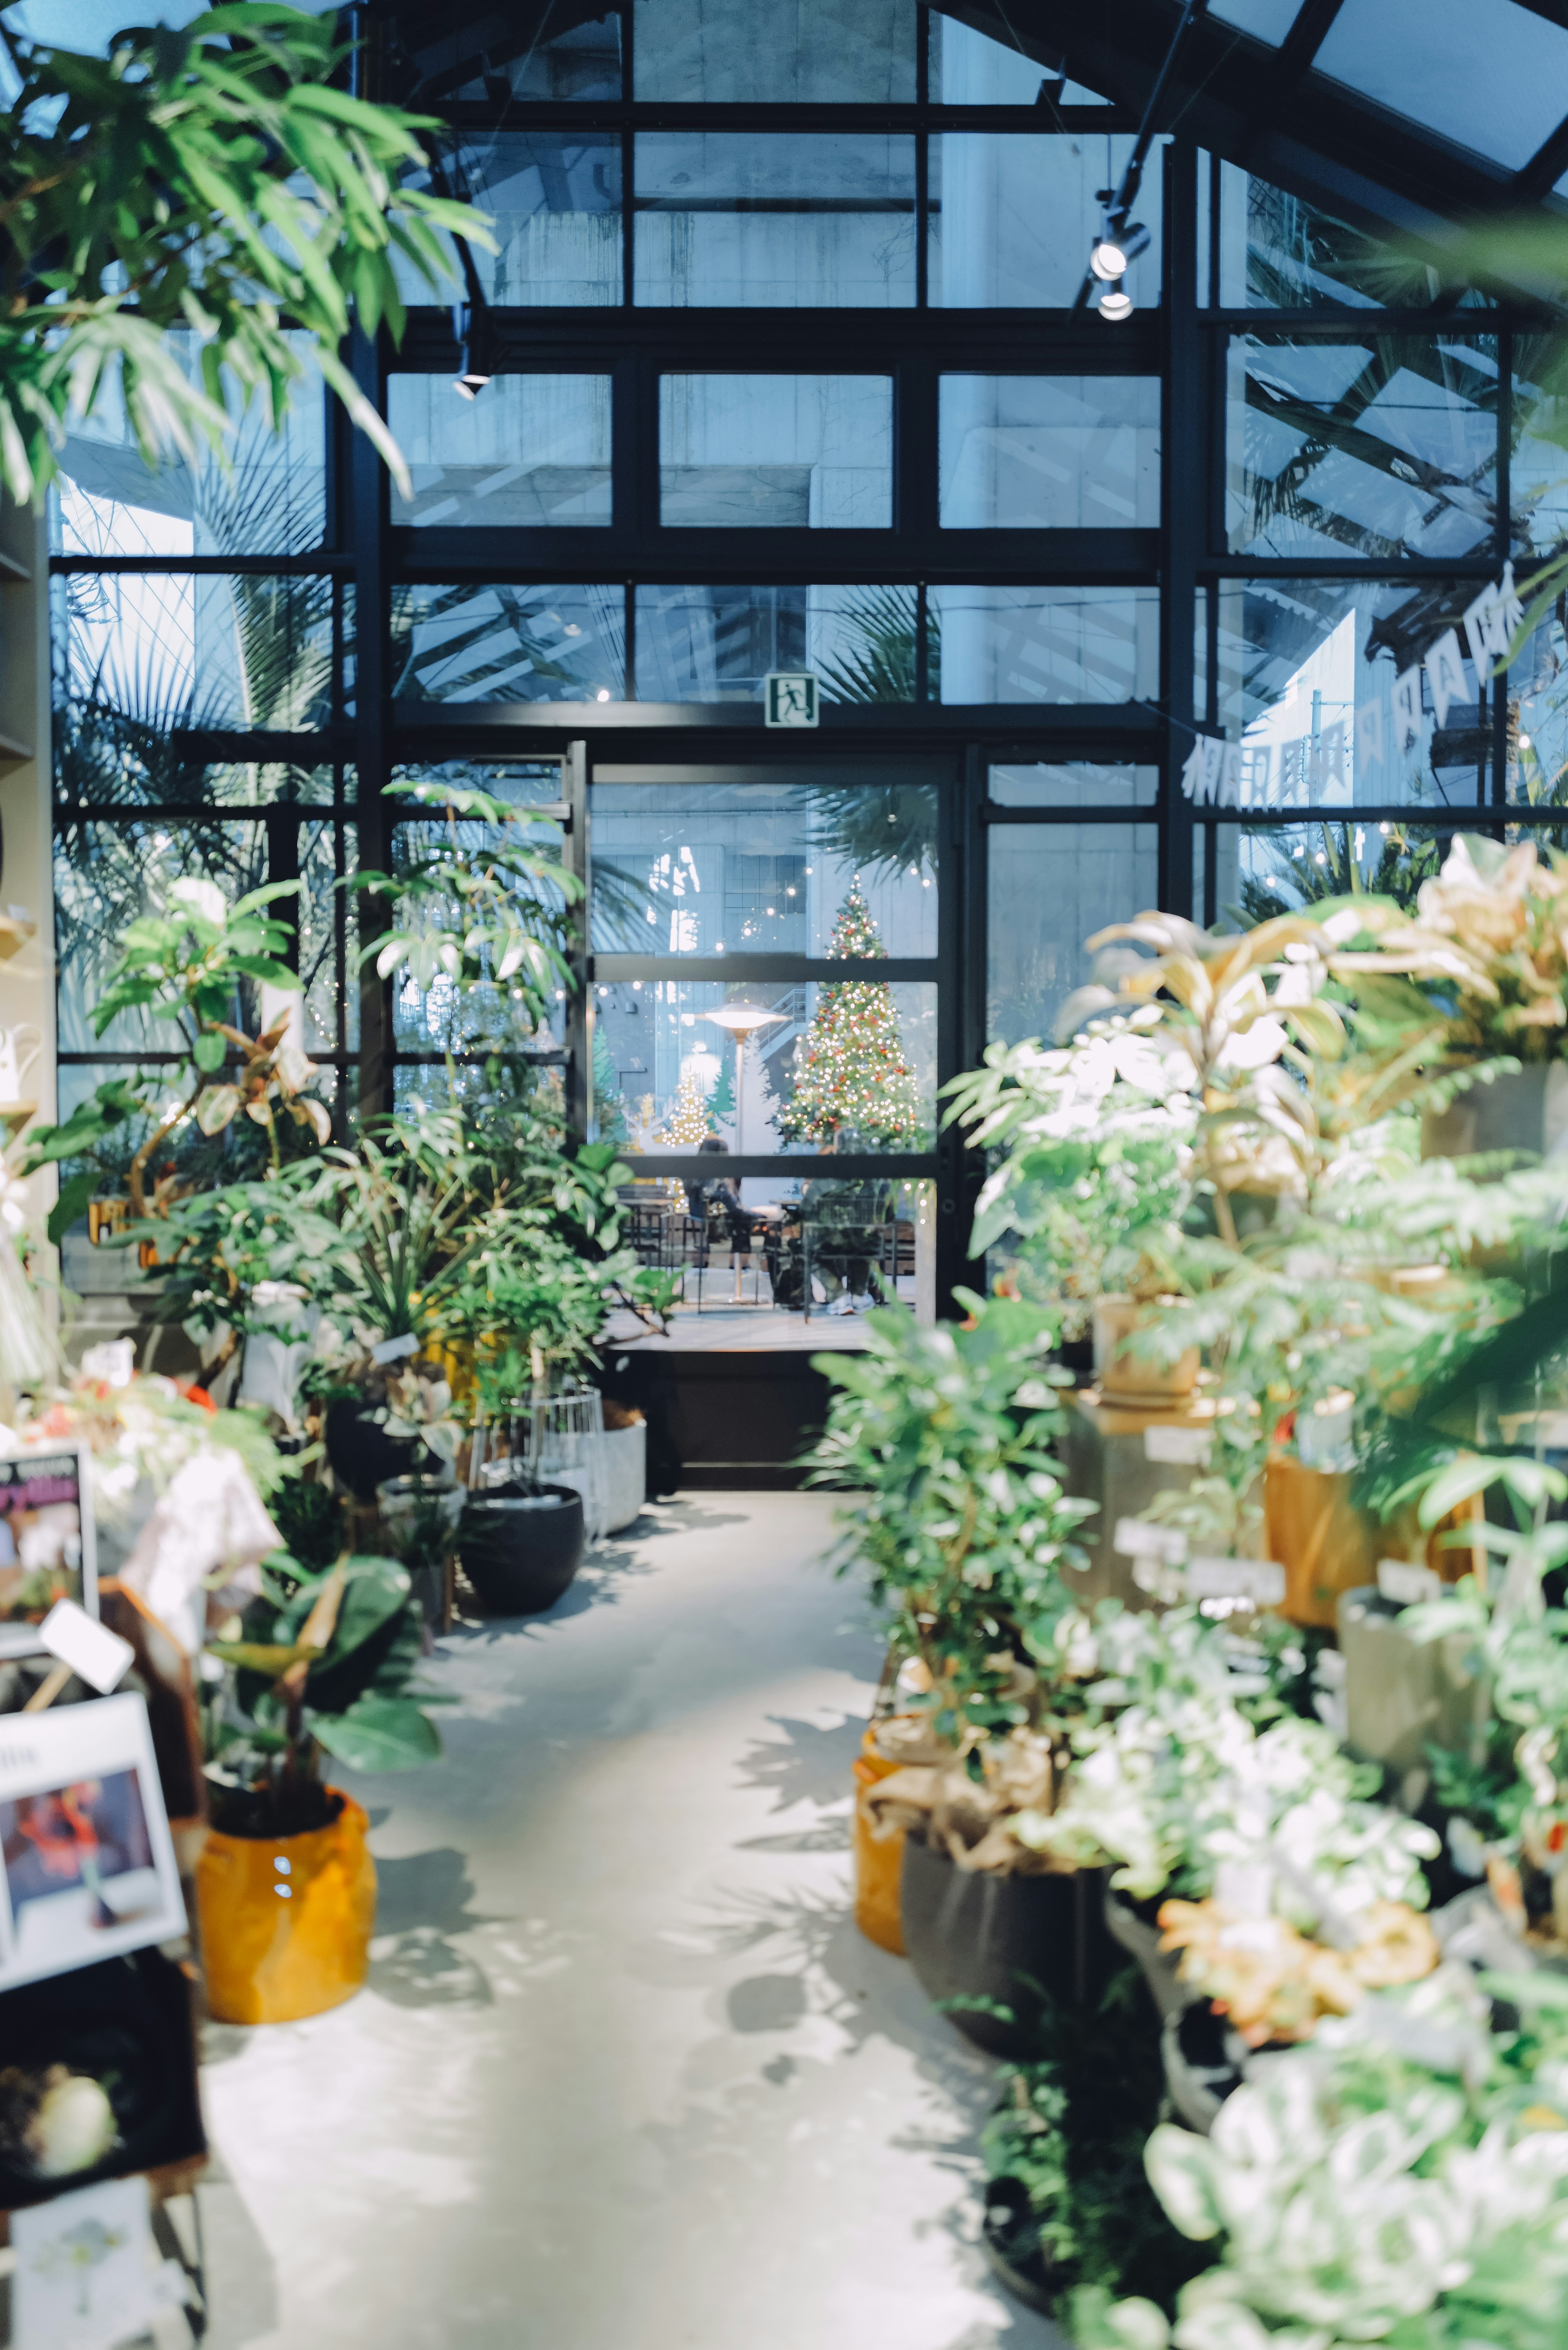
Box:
[198,1494,1061,2350]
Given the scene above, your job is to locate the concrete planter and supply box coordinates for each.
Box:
[1421,1063,1568,1168]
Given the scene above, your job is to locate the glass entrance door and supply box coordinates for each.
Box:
[587,755,946,1333]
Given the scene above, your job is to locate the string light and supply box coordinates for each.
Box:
[773,881,921,1149]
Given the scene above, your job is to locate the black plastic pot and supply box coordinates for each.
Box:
[458,1484,585,1615]
[980,2178,1055,2317]
[899,1831,1114,2057]
[324,1398,419,1501]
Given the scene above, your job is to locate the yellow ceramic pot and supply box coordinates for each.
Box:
[853,1725,913,1955]
[196,1791,376,2025]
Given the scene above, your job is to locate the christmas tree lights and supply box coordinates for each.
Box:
[655,1071,712,1147]
[774,881,922,1149]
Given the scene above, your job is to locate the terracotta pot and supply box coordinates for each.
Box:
[1092,1295,1198,1405]
[852,1723,911,1955]
[196,1790,376,2025]
[1265,1457,1381,1629]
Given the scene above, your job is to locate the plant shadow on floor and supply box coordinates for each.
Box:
[444,1498,756,1640]
[729,1710,866,1851]
[366,1844,500,2009]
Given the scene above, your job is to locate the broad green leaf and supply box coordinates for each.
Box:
[312,1694,441,1773]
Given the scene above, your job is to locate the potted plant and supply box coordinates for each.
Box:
[196,1549,443,2024]
[1073,1966,1568,2350]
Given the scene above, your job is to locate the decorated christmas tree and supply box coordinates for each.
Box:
[655,1070,711,1147]
[773,880,922,1148]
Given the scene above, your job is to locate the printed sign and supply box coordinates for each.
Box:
[1377,1558,1443,1607]
[764,672,819,728]
[0,1690,186,1993]
[0,1446,98,1658]
[1185,1556,1287,1606]
[12,2174,191,2350]
[1143,1424,1212,1467]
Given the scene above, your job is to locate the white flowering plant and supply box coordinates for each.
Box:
[1073,1966,1568,2350]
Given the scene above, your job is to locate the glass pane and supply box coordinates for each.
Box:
[1207,0,1299,38]
[635,585,917,702]
[391,584,625,703]
[401,134,622,307]
[930,135,1163,308]
[989,762,1158,807]
[589,780,938,954]
[388,375,612,528]
[1216,164,1449,310]
[299,819,356,1055]
[634,134,915,308]
[1227,335,1499,560]
[390,760,566,812]
[390,814,569,1060]
[659,375,892,527]
[53,748,345,811]
[1234,818,1452,920]
[1508,596,1568,810]
[1315,0,1568,171]
[634,0,915,98]
[404,7,622,101]
[51,335,325,559]
[928,15,1109,101]
[55,820,268,1054]
[1509,332,1568,567]
[939,375,1160,527]
[621,977,937,1153]
[987,824,1158,1045]
[1216,578,1493,809]
[931,586,1159,705]
[53,574,341,739]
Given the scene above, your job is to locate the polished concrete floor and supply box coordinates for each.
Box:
[197,1494,1063,2350]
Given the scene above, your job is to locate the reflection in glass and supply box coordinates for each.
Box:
[635,585,917,703]
[55,820,268,1054]
[400,134,621,306]
[391,584,625,702]
[931,586,1159,704]
[611,976,937,1154]
[1216,579,1491,810]
[1509,333,1568,566]
[939,375,1160,527]
[51,336,325,559]
[987,825,1158,1046]
[588,780,938,955]
[634,0,915,99]
[989,763,1158,807]
[390,803,569,1059]
[1215,164,1448,310]
[1508,595,1568,811]
[1233,819,1452,924]
[929,136,1163,308]
[54,574,343,760]
[388,375,612,527]
[634,134,916,308]
[55,755,344,811]
[659,375,892,527]
[1226,336,1499,560]
[928,15,1109,101]
[405,7,622,101]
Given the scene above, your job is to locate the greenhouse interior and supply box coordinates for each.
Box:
[11,0,1568,2343]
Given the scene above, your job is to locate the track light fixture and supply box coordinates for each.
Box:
[1090,213,1151,282]
[1097,280,1134,322]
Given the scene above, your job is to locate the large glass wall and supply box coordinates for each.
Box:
[52,0,1567,1294]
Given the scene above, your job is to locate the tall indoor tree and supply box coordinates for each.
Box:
[0,2,486,503]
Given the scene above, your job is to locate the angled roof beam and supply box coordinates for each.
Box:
[1276,0,1348,76]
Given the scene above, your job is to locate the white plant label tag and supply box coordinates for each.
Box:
[1377,1558,1442,1606]
[370,1332,419,1367]
[1144,1425,1212,1466]
[12,2174,189,2350]
[1186,1557,1287,1605]
[1114,1517,1187,1563]
[38,1598,134,1695]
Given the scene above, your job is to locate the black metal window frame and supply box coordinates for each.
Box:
[49,0,1568,1305]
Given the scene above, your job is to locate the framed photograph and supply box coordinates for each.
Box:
[0,1446,100,1660]
[0,1692,186,1994]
